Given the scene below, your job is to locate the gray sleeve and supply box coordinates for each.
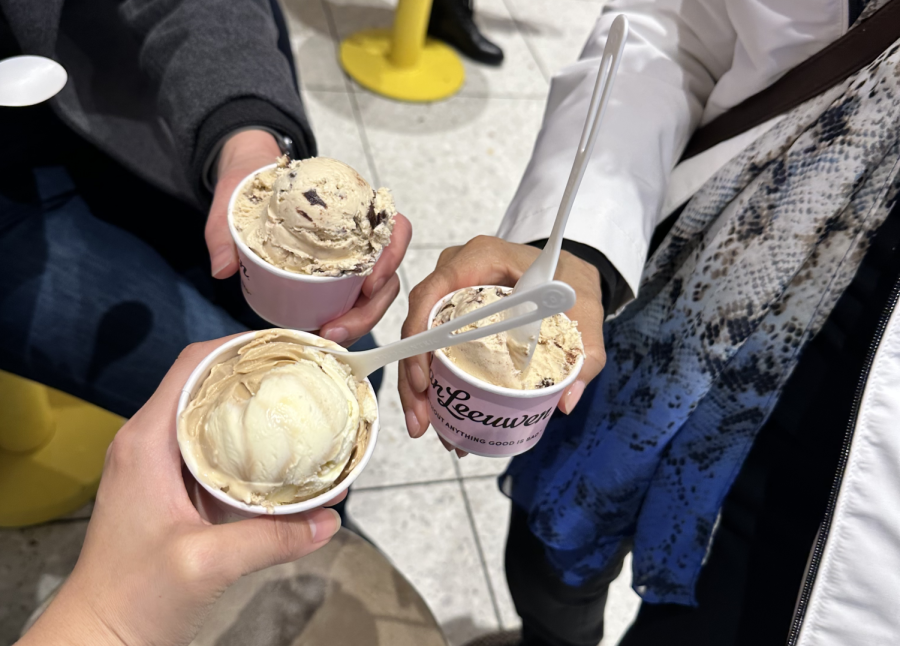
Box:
[118,0,316,201]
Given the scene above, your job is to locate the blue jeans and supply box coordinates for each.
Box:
[0,133,381,418]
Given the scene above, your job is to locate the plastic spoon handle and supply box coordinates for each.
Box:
[506,15,629,368]
[319,281,576,379]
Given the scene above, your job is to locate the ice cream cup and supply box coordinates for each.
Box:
[227,164,373,331]
[176,330,379,523]
[426,287,584,458]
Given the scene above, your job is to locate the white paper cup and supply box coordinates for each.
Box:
[227,164,370,331]
[176,330,379,523]
[426,287,584,458]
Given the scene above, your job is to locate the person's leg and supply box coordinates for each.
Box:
[0,164,248,418]
[505,506,630,646]
[428,0,504,66]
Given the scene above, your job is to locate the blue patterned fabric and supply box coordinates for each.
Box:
[503,35,900,605]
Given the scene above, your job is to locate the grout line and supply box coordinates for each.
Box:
[302,85,351,93]
[352,473,501,493]
[342,85,549,101]
[344,88,382,187]
[457,478,504,628]
[409,242,463,250]
[397,261,412,296]
[500,0,550,82]
[318,0,382,186]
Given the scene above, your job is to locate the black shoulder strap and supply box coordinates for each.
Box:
[681,0,900,161]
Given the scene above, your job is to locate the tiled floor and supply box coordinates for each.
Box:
[290,1,642,644]
[0,0,641,644]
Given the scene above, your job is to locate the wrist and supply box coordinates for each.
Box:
[216,129,282,181]
[18,588,128,646]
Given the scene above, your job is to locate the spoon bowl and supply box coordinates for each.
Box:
[0,56,67,107]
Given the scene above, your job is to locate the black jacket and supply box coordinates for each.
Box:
[0,0,316,205]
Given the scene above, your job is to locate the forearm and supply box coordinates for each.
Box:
[17,582,126,646]
[499,0,729,308]
[118,0,315,202]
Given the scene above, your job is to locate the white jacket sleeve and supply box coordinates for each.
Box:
[498,0,846,308]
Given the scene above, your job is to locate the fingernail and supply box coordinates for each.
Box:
[405,409,421,437]
[322,327,349,344]
[211,246,234,277]
[408,363,428,393]
[310,508,341,542]
[369,278,386,297]
[562,380,586,414]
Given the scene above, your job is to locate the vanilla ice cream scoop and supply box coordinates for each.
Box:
[233,157,396,276]
[433,286,584,390]
[178,331,376,507]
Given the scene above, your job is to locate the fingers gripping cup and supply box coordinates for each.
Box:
[227,158,397,331]
[176,330,379,522]
[427,286,584,458]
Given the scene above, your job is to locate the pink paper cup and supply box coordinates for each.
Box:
[176,329,379,524]
[426,287,584,458]
[227,164,370,331]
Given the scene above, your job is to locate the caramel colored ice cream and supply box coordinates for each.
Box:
[232,157,396,276]
[433,286,584,390]
[178,331,376,507]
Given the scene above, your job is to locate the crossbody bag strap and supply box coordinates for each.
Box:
[681,0,900,161]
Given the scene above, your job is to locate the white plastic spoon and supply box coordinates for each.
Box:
[314,281,576,379]
[0,56,67,107]
[505,15,629,371]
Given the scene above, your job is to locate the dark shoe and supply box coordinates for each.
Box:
[428,0,504,66]
[463,630,522,646]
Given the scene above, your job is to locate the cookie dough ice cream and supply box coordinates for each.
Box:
[232,157,396,276]
[178,331,377,507]
[433,286,584,390]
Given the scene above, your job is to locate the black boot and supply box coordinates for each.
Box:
[428,0,504,66]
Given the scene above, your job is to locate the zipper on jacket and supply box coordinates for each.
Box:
[785,275,900,645]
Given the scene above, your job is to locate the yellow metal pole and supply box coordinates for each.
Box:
[339,0,463,102]
[389,0,432,69]
[0,371,54,453]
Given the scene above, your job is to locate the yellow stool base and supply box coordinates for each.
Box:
[0,376,124,527]
[340,29,465,102]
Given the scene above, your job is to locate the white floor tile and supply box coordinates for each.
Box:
[462,478,519,629]
[370,277,408,347]
[602,553,641,645]
[458,454,511,478]
[461,0,548,99]
[299,89,375,182]
[505,0,607,80]
[353,361,459,490]
[462,480,642,643]
[280,0,346,91]
[320,0,547,99]
[322,0,397,42]
[400,248,442,291]
[358,94,545,246]
[0,522,87,644]
[348,482,501,645]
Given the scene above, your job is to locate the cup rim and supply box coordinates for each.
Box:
[176,329,380,516]
[226,163,377,283]
[427,285,585,398]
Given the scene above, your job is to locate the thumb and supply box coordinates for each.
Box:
[209,507,342,578]
[558,331,606,415]
[206,178,241,279]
